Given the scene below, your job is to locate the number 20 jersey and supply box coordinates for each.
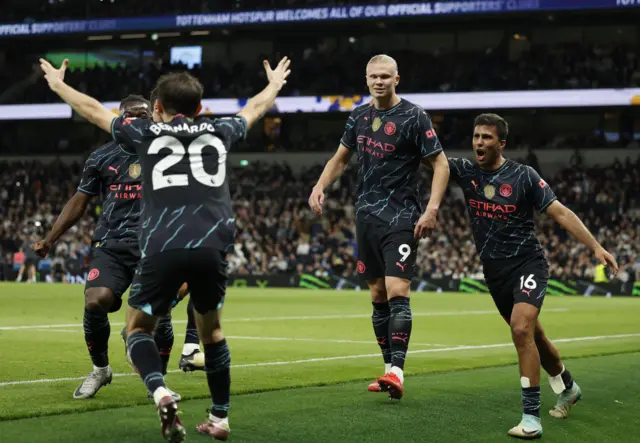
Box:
[111,114,247,258]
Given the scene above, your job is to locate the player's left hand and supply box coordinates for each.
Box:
[263,56,291,90]
[594,246,619,278]
[32,240,52,258]
[39,58,68,89]
[414,206,438,239]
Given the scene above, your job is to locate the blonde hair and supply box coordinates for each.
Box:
[367,54,398,74]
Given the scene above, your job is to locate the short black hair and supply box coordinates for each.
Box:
[151,72,203,117]
[119,94,150,112]
[474,113,509,141]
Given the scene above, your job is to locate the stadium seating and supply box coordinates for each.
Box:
[1,156,637,283]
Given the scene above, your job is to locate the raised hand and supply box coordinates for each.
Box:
[39,58,68,89]
[263,56,291,90]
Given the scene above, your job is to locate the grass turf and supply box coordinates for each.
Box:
[0,283,638,442]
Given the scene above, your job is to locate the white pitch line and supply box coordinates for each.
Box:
[0,332,637,388]
[0,308,569,331]
[9,328,454,347]
[225,336,451,347]
[225,309,570,322]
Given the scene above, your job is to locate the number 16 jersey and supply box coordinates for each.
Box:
[111,114,247,258]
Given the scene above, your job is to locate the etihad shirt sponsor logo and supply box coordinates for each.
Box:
[468,199,516,221]
[357,135,396,158]
[109,183,142,199]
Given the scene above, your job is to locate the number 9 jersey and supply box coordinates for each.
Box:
[111,114,247,258]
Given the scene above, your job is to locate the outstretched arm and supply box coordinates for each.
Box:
[237,57,291,130]
[545,200,619,276]
[39,58,115,133]
[32,192,92,257]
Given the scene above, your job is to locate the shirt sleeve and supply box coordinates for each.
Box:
[416,109,443,159]
[111,116,151,149]
[447,157,462,182]
[339,110,358,152]
[214,116,248,146]
[77,152,100,196]
[526,166,557,213]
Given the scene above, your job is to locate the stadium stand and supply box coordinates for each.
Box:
[1,154,637,283]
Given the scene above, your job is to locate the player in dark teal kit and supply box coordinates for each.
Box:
[309,54,450,400]
[448,113,618,439]
[33,95,179,402]
[40,56,291,442]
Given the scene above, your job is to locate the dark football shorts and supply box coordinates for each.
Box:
[85,239,141,312]
[482,252,549,322]
[128,248,228,317]
[356,222,418,281]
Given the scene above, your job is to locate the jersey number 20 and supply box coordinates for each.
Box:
[148,134,226,190]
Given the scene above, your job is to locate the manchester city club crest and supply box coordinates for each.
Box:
[129,164,141,179]
[372,117,382,132]
[484,184,495,200]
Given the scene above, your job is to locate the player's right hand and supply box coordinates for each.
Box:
[309,187,325,216]
[39,58,68,89]
[595,246,619,278]
[263,56,291,90]
[32,240,52,258]
[414,207,438,239]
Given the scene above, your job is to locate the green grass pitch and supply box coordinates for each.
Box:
[0,283,639,442]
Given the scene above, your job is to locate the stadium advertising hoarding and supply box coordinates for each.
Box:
[238,274,638,297]
[35,268,638,295]
[0,1,639,37]
[1,88,639,121]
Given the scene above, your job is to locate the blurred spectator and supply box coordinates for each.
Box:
[1,154,636,283]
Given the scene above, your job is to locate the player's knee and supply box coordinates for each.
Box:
[368,279,387,303]
[510,320,534,345]
[385,277,410,300]
[85,288,116,313]
[126,307,157,335]
[199,326,223,345]
[194,309,223,344]
[370,287,387,303]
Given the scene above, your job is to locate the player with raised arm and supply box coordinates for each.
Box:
[118,92,204,374]
[40,56,291,442]
[33,94,180,402]
[447,113,618,439]
[308,54,450,400]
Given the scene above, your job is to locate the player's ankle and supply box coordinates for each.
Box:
[93,364,110,373]
[390,366,404,383]
[384,363,392,374]
[209,413,229,426]
[183,343,201,355]
[152,386,172,406]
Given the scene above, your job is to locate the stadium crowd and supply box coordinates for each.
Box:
[0,154,637,284]
[2,41,639,105]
